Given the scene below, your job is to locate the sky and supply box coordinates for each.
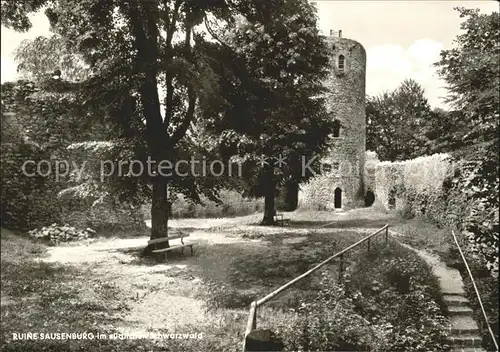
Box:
[1,1,498,108]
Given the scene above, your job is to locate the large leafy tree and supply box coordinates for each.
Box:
[435,7,499,143]
[3,0,332,238]
[366,79,436,161]
[198,1,332,224]
[435,8,499,290]
[14,35,91,82]
[2,0,235,248]
[426,108,471,154]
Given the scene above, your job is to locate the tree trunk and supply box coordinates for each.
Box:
[261,167,276,225]
[145,177,170,253]
[284,180,299,211]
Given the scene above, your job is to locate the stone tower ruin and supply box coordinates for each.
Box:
[293,24,368,211]
[322,30,367,209]
[277,3,370,211]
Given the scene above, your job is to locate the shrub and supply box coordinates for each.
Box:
[281,274,380,351]
[164,190,263,219]
[203,280,255,311]
[373,145,499,276]
[281,243,449,352]
[350,244,449,351]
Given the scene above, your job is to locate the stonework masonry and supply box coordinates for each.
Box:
[300,31,367,210]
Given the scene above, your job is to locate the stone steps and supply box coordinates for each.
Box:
[449,305,475,316]
[444,294,470,307]
[443,293,486,351]
[398,245,488,352]
[449,315,480,334]
[445,296,485,350]
[446,333,483,348]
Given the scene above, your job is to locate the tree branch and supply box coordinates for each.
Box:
[204,16,232,50]
[169,23,196,147]
[169,85,197,147]
[126,1,163,155]
[164,0,181,129]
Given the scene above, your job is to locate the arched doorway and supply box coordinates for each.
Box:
[332,120,341,137]
[334,188,342,209]
[365,190,375,207]
[388,188,396,209]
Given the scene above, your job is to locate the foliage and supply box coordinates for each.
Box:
[15,34,91,82]
[282,276,380,351]
[450,142,499,274]
[366,79,439,161]
[345,243,448,352]
[366,11,499,305]
[0,80,144,231]
[427,108,471,154]
[435,7,500,143]
[2,0,229,241]
[369,7,500,278]
[368,7,499,159]
[165,189,263,219]
[373,144,498,275]
[203,280,255,312]
[1,80,109,148]
[448,225,499,351]
[279,242,449,351]
[4,0,334,233]
[462,265,499,351]
[199,0,333,223]
[0,0,47,32]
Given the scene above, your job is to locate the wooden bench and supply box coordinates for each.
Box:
[274,213,290,226]
[148,233,195,260]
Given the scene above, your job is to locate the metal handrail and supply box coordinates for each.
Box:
[242,224,389,351]
[451,230,499,351]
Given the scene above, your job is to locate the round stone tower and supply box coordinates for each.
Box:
[322,30,367,210]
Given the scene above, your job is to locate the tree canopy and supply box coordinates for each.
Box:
[435,7,499,143]
[198,1,332,223]
[366,79,437,161]
[3,0,334,236]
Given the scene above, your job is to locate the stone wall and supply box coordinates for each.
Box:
[364,151,378,193]
[372,153,452,213]
[0,142,64,230]
[370,150,498,273]
[1,80,146,232]
[61,199,146,231]
[370,153,450,213]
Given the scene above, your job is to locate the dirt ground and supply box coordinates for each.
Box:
[37,208,397,339]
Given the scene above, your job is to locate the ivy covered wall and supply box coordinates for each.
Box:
[372,147,498,274]
[1,80,145,231]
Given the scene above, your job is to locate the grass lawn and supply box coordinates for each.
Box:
[390,218,453,260]
[0,229,160,352]
[272,240,450,351]
[1,211,383,352]
[1,208,462,351]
